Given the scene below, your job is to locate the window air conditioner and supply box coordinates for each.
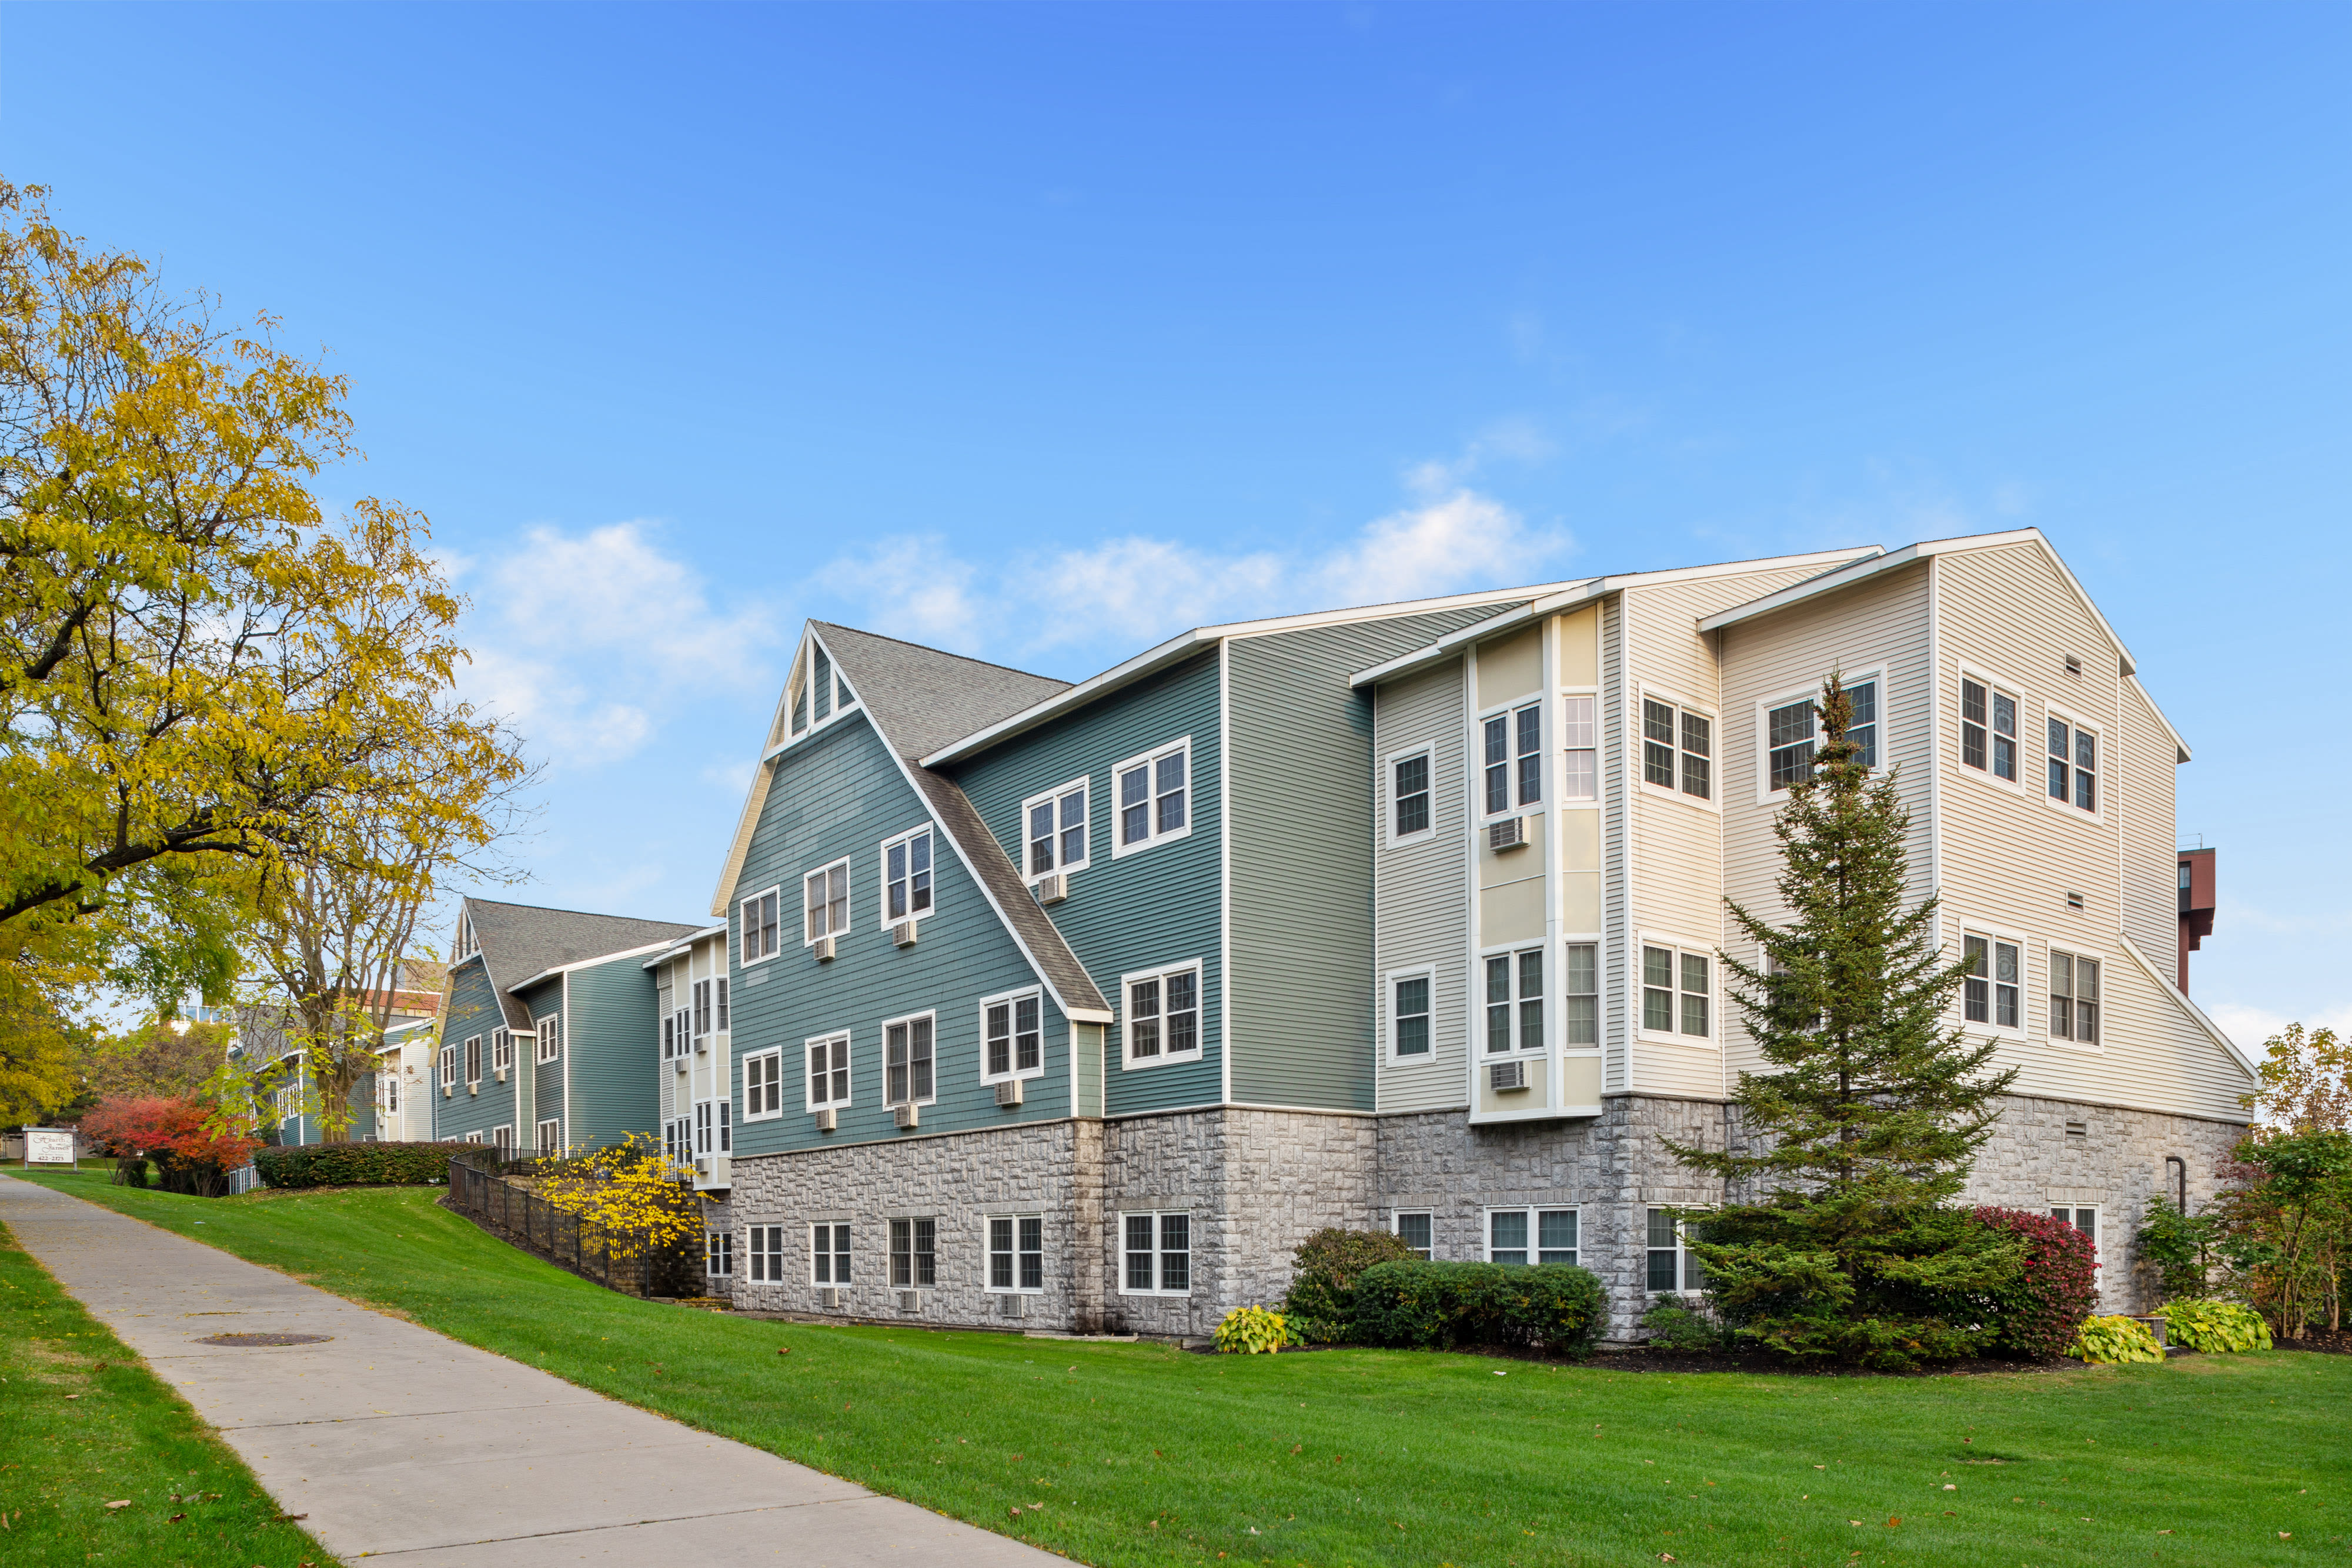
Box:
[673,1055,687,1074]
[995,1077,1024,1108]
[442,1084,452,1098]
[998,1292,1027,1319]
[494,1067,507,1084]
[897,1290,922,1313]
[694,1035,709,1055]
[892,920,918,948]
[1034,873,1068,906]
[812,934,837,962]
[1489,1059,1529,1092]
[813,1107,837,1132]
[893,1102,920,1130]
[1488,817,1528,851]
[819,1286,842,1310]
[694,1155,711,1176]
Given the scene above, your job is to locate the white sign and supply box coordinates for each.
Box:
[23,1128,75,1165]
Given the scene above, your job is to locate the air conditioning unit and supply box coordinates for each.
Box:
[897,1290,921,1313]
[998,1292,1027,1320]
[494,1067,507,1084]
[1034,873,1068,906]
[892,920,918,948]
[813,1107,837,1132]
[818,1286,841,1310]
[673,1056,687,1074]
[442,1084,452,1098]
[693,1036,709,1055]
[812,934,837,962]
[995,1077,1024,1108]
[1489,1059,1529,1092]
[893,1102,920,1130]
[694,1155,712,1176]
[1488,816,1528,851]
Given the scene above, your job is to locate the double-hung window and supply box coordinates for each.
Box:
[1963,934,2022,1030]
[981,990,1043,1082]
[382,1072,399,1114]
[2050,951,2100,1044]
[1484,947,1542,1055]
[743,1048,785,1119]
[1487,1207,1579,1267]
[439,1047,455,1088]
[536,1118,560,1156]
[883,1013,936,1106]
[691,978,728,1038]
[1392,1211,1433,1260]
[1114,740,1191,854]
[707,1231,735,1278]
[1389,969,1432,1058]
[693,1098,731,1155]
[881,827,934,924]
[747,1225,786,1282]
[1959,674,2020,783]
[1642,943,1711,1040]
[1643,697,1712,800]
[661,1012,677,1062]
[1390,751,1432,842]
[1763,676,1879,793]
[811,1223,851,1284]
[665,1114,691,1165]
[1122,961,1202,1067]
[463,1034,482,1086]
[490,1123,515,1158]
[2050,1206,2099,1260]
[1564,942,1598,1047]
[1024,779,1090,877]
[987,1215,1044,1292]
[2047,713,2099,813]
[490,1028,514,1074]
[1120,1211,1191,1295]
[740,887,781,964]
[806,1031,851,1111]
[1561,696,1596,801]
[1647,1208,1707,1293]
[888,1217,937,1288]
[804,858,850,944]
[536,1014,560,1064]
[1482,703,1541,815]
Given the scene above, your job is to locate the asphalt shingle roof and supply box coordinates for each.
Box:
[465,900,706,1029]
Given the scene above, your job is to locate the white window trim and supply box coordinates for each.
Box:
[877,823,938,930]
[742,1047,787,1121]
[463,1034,483,1088]
[1476,941,1548,1059]
[804,1029,852,1113]
[983,1212,1047,1295]
[1957,924,2031,1041]
[535,1117,562,1156]
[438,1047,456,1088]
[1483,1205,1582,1267]
[1019,775,1093,882]
[1954,662,2027,797]
[2042,701,2106,824]
[1474,697,1544,825]
[1384,964,1436,1062]
[804,855,852,946]
[535,1014,560,1064]
[1561,934,1604,1056]
[977,987,1047,1085]
[739,884,783,967]
[785,636,860,741]
[706,1229,735,1278]
[1109,736,1194,858]
[881,1009,940,1108]
[2046,941,2109,1055]
[1384,745,1436,849]
[1116,1208,1194,1297]
[808,1221,853,1288]
[2049,1203,2103,1265]
[1389,1209,1434,1260]
[489,1123,515,1156]
[1636,684,1722,814]
[1118,958,1206,1071]
[1647,1206,1710,1296]
[1752,666,1888,805]
[1636,932,1719,1049]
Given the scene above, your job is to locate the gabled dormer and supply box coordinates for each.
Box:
[780,627,859,745]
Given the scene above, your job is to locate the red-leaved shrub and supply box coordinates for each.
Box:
[1972,1206,2100,1359]
[79,1096,260,1196]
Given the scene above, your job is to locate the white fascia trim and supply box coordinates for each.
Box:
[640,925,731,969]
[717,622,851,915]
[510,938,697,992]
[2117,932,2260,1080]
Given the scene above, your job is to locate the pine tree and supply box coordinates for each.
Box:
[1666,674,2022,1367]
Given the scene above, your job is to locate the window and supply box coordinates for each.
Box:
[382,1072,399,1114]
[1391,752,1432,841]
[1963,934,2022,1030]
[1114,740,1191,854]
[2050,1206,2099,1259]
[1121,1211,1191,1294]
[1641,944,1711,1039]
[804,858,850,943]
[740,887,781,964]
[536,1014,560,1064]
[1762,678,1877,794]
[703,1230,731,1277]
[982,990,1043,1081]
[672,1005,692,1057]
[1564,942,1598,1047]
[1488,1208,1579,1267]
[2047,713,2099,813]
[787,641,860,738]
[536,1118,560,1157]
[988,1214,1044,1292]
[1392,1211,1433,1260]
[463,1035,482,1085]
[881,827,934,924]
[1122,961,1202,1066]
[811,1223,852,1285]
[884,1013,936,1106]
[1482,703,1541,815]
[456,911,478,959]
[1389,970,1432,1057]
[748,1225,786,1282]
[661,1012,676,1062]
[1484,947,1542,1055]
[693,1098,731,1155]
[1561,696,1596,801]
[806,1031,851,1111]
[744,1048,785,1119]
[2050,951,2100,1044]
[1959,675,2020,783]
[888,1217,937,1288]
[439,1046,455,1088]
[1648,1208,1707,1293]
[1642,697,1712,800]
[490,1124,515,1156]
[462,1130,484,1144]
[663,1115,690,1165]
[489,1028,513,1074]
[693,979,711,1038]
[1024,779,1090,878]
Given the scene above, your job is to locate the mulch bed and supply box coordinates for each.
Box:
[2271,1326,2351,1355]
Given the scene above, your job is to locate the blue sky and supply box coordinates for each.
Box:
[5,3,2346,1044]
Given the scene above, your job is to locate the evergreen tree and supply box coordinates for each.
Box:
[1667,675,2022,1367]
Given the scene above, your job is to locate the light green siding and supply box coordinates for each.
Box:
[564,953,663,1151]
[436,954,516,1141]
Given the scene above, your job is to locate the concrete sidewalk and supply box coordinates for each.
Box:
[0,1175,1057,1566]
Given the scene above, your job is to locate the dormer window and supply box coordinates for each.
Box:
[787,636,858,738]
[455,912,477,960]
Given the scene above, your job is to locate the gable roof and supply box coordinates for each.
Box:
[462,898,704,1030]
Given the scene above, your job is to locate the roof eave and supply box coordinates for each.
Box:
[920,629,1217,768]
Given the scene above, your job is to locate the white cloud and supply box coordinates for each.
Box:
[2205,1001,2352,1054]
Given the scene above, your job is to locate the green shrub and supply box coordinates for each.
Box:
[1641,1293,1722,1350]
[254,1142,455,1189]
[2159,1298,2272,1353]
[1214,1305,1294,1354]
[1348,1261,1602,1354]
[2133,1198,2222,1302]
[1281,1227,1419,1343]
[1970,1207,2099,1360]
[2067,1314,2164,1365]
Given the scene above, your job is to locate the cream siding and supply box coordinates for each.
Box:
[1601,593,1632,1094]
[2119,681,2183,968]
[1371,656,1471,1113]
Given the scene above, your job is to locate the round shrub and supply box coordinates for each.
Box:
[1281,1226,1419,1343]
[1348,1261,1602,1355]
[1971,1206,2099,1360]
[254,1141,456,1189]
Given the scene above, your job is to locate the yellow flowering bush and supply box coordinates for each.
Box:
[534,1133,700,1259]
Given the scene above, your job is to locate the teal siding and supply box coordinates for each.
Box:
[728,711,1071,1154]
[522,977,562,1145]
[565,953,662,1151]
[437,953,518,1141]
[1227,608,1515,1109]
[953,650,1225,1116]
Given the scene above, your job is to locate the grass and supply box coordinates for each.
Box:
[0,1207,340,1567]
[17,1169,2352,1568]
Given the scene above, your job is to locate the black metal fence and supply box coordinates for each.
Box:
[444,1149,702,1299]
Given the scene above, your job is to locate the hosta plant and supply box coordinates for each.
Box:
[2067,1314,2165,1365]
[1214,1305,1294,1355]
[2159,1298,2273,1353]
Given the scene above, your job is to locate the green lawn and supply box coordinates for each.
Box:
[0,1206,340,1568]
[15,1169,2351,1568]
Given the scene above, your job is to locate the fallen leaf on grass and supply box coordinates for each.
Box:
[776,1347,789,1356]
[168,1513,186,1523]
[103,1500,130,1510]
